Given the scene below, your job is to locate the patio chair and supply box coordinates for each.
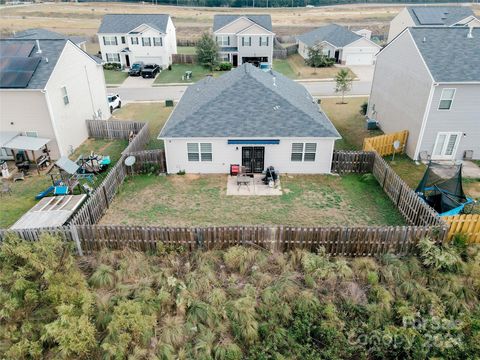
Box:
[1,180,12,196]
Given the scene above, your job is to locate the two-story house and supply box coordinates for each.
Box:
[387,6,479,43]
[97,14,177,69]
[368,27,480,161]
[0,34,109,160]
[213,14,274,67]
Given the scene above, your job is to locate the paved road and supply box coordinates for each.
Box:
[116,80,372,102]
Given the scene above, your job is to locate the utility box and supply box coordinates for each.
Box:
[366,118,379,130]
[165,100,174,107]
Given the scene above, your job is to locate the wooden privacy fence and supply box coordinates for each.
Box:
[445,214,480,243]
[86,120,145,140]
[0,224,446,257]
[371,152,446,228]
[331,150,374,174]
[127,149,167,173]
[363,130,409,156]
[172,54,197,64]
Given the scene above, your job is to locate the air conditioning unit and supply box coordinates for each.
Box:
[464,150,474,160]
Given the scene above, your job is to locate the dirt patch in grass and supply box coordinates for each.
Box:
[111,102,173,149]
[284,54,356,80]
[100,173,405,227]
[321,97,382,150]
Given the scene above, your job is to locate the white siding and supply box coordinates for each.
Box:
[163,137,336,174]
[341,37,380,65]
[45,41,109,158]
[420,84,480,160]
[387,8,415,43]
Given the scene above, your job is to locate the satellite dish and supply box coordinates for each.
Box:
[124,156,136,167]
[393,140,401,150]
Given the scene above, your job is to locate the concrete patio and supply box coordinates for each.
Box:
[226,174,282,196]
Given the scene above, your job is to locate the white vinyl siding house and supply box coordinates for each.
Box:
[368,27,480,161]
[97,14,177,68]
[213,15,275,67]
[159,64,340,174]
[297,24,381,66]
[0,38,109,160]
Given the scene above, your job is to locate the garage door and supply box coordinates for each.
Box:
[344,53,374,66]
[135,56,163,67]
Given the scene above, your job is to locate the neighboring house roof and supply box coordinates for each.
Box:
[406,6,474,26]
[213,14,272,32]
[98,14,170,34]
[296,24,362,48]
[408,27,480,83]
[0,38,67,89]
[160,63,340,139]
[12,28,86,45]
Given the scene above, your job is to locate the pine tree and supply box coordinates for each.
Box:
[196,32,219,70]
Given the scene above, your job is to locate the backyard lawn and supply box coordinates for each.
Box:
[154,64,224,84]
[0,138,127,228]
[103,69,128,85]
[273,54,356,80]
[111,103,174,149]
[100,173,405,227]
[177,46,196,55]
[321,97,382,150]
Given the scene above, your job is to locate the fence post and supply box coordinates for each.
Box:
[269,226,278,252]
[70,225,83,256]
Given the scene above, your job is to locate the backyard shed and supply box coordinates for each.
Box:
[10,194,87,229]
[159,63,340,174]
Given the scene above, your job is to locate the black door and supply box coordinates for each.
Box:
[232,54,238,67]
[125,54,130,67]
[242,147,264,173]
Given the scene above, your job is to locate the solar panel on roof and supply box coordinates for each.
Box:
[412,8,445,25]
[0,56,41,88]
[0,42,35,57]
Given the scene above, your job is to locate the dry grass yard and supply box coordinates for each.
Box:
[100,173,405,227]
[7,2,477,44]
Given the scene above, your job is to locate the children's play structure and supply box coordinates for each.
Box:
[76,152,111,174]
[415,162,474,216]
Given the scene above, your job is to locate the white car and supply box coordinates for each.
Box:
[108,94,121,113]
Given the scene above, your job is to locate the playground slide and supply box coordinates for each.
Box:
[35,186,54,200]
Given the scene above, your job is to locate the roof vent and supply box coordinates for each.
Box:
[36,39,42,54]
[422,37,427,43]
[272,76,276,87]
[467,26,474,39]
[273,105,280,111]
[45,57,49,63]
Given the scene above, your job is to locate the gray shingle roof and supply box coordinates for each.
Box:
[296,24,362,48]
[159,64,340,139]
[98,14,170,34]
[213,14,272,32]
[409,27,480,83]
[0,38,67,89]
[407,6,474,26]
[12,28,86,45]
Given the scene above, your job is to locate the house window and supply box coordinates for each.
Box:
[216,35,230,46]
[131,37,139,45]
[220,53,230,62]
[61,86,69,105]
[103,36,117,46]
[291,143,316,162]
[121,36,126,44]
[242,37,252,46]
[106,53,120,62]
[25,131,38,137]
[187,143,212,162]
[142,37,151,46]
[438,88,456,110]
[259,36,269,46]
[153,37,163,46]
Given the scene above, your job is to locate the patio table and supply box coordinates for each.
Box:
[237,175,251,190]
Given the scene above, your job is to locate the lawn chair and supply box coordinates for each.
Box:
[1,180,12,196]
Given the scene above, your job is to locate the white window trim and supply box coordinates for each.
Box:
[106,53,120,63]
[259,36,269,46]
[217,35,230,46]
[187,142,212,162]
[103,36,117,46]
[431,131,462,160]
[291,142,317,162]
[153,37,163,46]
[131,37,139,45]
[438,88,456,111]
[142,37,151,46]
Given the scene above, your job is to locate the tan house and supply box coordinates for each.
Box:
[0,34,109,161]
[387,6,479,43]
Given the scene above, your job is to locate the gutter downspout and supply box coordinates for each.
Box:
[43,89,65,157]
[413,83,435,161]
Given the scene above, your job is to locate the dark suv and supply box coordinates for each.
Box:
[141,64,160,78]
[128,62,144,76]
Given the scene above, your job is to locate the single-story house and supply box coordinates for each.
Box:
[159,63,340,174]
[387,6,479,43]
[368,27,480,161]
[296,24,381,65]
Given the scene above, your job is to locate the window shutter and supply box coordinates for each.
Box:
[216,36,218,44]
[103,36,107,45]
[114,37,117,45]
[259,37,261,46]
[249,37,252,46]
[267,36,269,46]
[242,37,244,46]
[227,36,230,46]
[160,37,163,46]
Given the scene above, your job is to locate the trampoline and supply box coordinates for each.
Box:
[415,161,474,216]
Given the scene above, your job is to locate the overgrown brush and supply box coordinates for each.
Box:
[1,236,479,359]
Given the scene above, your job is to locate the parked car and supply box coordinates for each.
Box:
[141,64,160,78]
[128,62,144,76]
[107,94,121,113]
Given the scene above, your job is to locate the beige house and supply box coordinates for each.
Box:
[387,6,479,43]
[0,35,109,161]
[213,15,274,67]
[368,27,480,161]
